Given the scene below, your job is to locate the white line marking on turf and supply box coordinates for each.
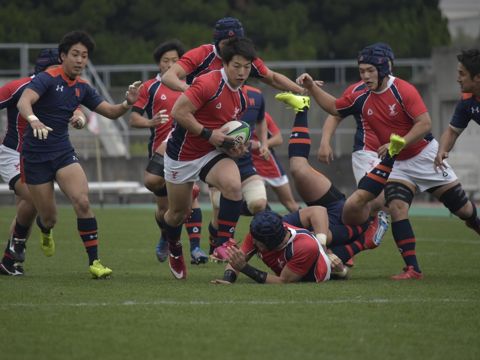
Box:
[0,298,477,308]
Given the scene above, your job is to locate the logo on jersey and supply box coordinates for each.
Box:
[233,106,240,119]
[249,98,255,106]
[75,88,80,97]
[388,104,398,116]
[367,109,373,116]
[277,258,286,268]
[216,102,222,109]
[56,85,64,92]
[161,94,167,101]
[471,106,480,114]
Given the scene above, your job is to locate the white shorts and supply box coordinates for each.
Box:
[164,150,225,184]
[352,150,380,184]
[263,175,289,187]
[0,145,21,185]
[390,140,457,192]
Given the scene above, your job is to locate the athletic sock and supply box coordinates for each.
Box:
[330,239,365,263]
[163,221,183,257]
[12,220,29,240]
[357,154,396,198]
[288,110,311,158]
[208,222,218,254]
[155,215,167,245]
[329,221,369,246]
[392,219,421,272]
[78,217,99,265]
[216,195,242,245]
[185,207,202,251]
[36,216,51,234]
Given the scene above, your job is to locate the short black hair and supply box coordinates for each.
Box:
[153,39,185,63]
[220,37,257,64]
[457,49,480,78]
[58,30,95,57]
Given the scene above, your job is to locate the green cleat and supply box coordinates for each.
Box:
[388,134,406,157]
[40,231,55,257]
[89,259,112,279]
[275,92,310,113]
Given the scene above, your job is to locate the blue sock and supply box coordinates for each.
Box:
[78,217,98,265]
[185,208,202,252]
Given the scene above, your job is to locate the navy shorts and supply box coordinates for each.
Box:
[282,200,346,230]
[21,149,79,185]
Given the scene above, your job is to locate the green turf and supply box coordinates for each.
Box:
[0,206,479,360]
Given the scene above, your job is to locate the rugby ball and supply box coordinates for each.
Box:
[220,120,251,147]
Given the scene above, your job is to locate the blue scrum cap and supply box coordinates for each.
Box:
[250,210,287,250]
[357,43,393,80]
[213,17,244,42]
[34,48,60,74]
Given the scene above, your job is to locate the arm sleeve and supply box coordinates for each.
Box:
[449,99,470,129]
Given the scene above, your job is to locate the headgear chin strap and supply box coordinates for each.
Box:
[213,17,244,50]
[250,210,287,250]
[34,48,60,74]
[357,43,394,87]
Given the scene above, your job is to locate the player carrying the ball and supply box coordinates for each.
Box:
[162,37,256,280]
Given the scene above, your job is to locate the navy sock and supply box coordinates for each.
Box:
[13,220,29,240]
[358,155,395,198]
[216,195,242,245]
[185,207,202,251]
[155,215,167,244]
[331,239,365,263]
[392,219,420,272]
[36,216,51,234]
[208,222,217,254]
[288,110,311,158]
[329,222,368,246]
[78,217,98,265]
[163,221,183,257]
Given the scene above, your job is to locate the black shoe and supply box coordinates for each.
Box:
[0,261,24,276]
[8,237,26,262]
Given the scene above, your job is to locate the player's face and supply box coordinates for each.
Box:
[158,50,180,76]
[359,63,381,90]
[61,43,89,79]
[224,55,252,88]
[457,62,477,93]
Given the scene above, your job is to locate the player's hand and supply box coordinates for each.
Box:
[151,109,170,126]
[69,113,87,129]
[296,73,315,89]
[317,142,334,164]
[210,279,232,285]
[28,115,53,140]
[434,151,449,172]
[125,80,143,105]
[226,246,247,271]
[259,144,270,160]
[210,128,235,148]
[377,143,389,159]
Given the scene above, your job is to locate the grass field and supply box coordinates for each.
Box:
[0,205,479,360]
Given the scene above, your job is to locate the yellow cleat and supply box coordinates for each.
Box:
[388,134,406,157]
[89,259,112,279]
[275,92,310,113]
[40,231,55,257]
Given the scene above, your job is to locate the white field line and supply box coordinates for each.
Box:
[0,298,477,308]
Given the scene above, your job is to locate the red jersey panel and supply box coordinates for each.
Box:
[336,77,431,160]
[177,44,269,85]
[166,69,248,161]
[251,112,285,178]
[0,76,32,152]
[241,224,325,281]
[133,74,181,157]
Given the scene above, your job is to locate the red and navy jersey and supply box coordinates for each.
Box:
[341,81,382,152]
[336,76,433,160]
[133,74,181,158]
[166,69,248,161]
[251,112,286,178]
[176,44,269,85]
[449,93,480,130]
[0,76,33,152]
[22,67,103,155]
[236,85,265,173]
[241,223,328,282]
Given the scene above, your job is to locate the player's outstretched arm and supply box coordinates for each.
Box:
[95,81,142,119]
[296,73,339,116]
[435,126,461,170]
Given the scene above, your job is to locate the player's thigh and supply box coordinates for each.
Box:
[27,182,57,220]
[205,158,241,198]
[292,166,331,202]
[55,163,89,203]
